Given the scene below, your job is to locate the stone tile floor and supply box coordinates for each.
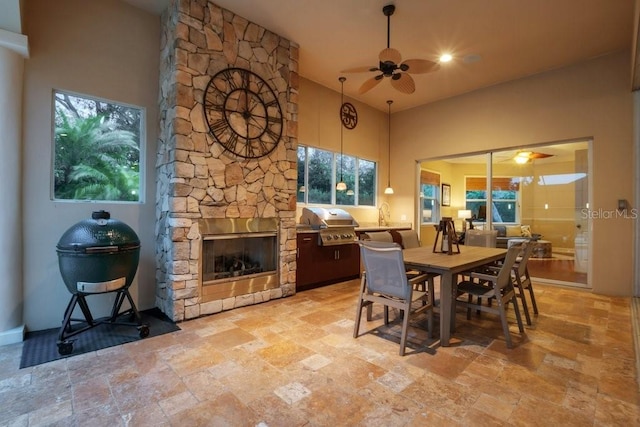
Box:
[0,279,638,426]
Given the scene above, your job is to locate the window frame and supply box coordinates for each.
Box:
[51,89,145,203]
[296,144,377,207]
[420,169,441,224]
[465,176,520,224]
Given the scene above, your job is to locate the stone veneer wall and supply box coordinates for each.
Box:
[156,0,299,321]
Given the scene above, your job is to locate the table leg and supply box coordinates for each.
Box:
[440,272,454,346]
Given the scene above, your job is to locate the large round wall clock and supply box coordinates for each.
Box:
[340,102,358,129]
[203,67,283,159]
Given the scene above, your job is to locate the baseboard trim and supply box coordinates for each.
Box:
[0,325,25,346]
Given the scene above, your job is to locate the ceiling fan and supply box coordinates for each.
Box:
[513,150,554,164]
[342,4,440,95]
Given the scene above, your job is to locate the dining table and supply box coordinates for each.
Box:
[402,245,507,346]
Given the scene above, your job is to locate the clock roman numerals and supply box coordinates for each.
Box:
[210,118,228,136]
[203,68,283,159]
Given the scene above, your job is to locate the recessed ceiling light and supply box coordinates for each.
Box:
[439,53,453,63]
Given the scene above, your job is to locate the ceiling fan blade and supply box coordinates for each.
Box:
[341,65,379,73]
[530,152,553,159]
[358,75,384,94]
[390,73,415,94]
[379,47,402,64]
[401,59,440,74]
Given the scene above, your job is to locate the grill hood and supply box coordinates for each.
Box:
[300,207,359,230]
[56,210,140,253]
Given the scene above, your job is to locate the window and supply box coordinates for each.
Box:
[465,177,519,223]
[420,170,440,223]
[297,145,376,206]
[53,90,143,202]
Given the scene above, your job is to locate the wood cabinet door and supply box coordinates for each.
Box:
[296,233,318,288]
[337,243,360,277]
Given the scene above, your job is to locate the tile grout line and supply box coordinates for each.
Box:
[632,297,640,392]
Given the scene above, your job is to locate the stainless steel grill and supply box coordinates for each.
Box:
[300,207,359,246]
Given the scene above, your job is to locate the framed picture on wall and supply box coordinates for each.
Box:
[441,183,451,206]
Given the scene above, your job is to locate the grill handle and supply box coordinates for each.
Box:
[84,246,120,254]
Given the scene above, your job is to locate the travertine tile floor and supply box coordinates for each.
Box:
[1,279,638,426]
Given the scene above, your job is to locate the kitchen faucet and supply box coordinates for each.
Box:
[378,202,390,226]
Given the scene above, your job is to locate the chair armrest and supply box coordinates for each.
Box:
[469,271,498,282]
[408,273,432,286]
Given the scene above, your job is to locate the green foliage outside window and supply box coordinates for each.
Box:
[466,189,517,222]
[53,91,142,202]
[421,184,439,223]
[358,159,376,206]
[297,145,376,206]
[306,148,332,204]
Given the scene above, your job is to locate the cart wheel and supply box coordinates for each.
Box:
[57,341,73,355]
[138,325,150,338]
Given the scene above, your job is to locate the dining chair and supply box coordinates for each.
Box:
[354,240,434,356]
[459,229,499,285]
[395,229,438,305]
[396,229,421,249]
[456,244,525,348]
[362,231,393,242]
[511,241,538,325]
[464,229,498,247]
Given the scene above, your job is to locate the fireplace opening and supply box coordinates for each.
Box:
[199,218,279,302]
[202,233,277,282]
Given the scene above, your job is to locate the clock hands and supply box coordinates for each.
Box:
[203,68,283,159]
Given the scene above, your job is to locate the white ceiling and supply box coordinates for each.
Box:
[124,0,633,112]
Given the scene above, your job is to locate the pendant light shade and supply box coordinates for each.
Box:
[336,77,347,191]
[384,100,394,195]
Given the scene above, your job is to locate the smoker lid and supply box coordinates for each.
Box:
[300,207,359,229]
[56,210,140,252]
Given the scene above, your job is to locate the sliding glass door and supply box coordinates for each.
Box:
[419,140,590,288]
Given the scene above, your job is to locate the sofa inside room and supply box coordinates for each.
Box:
[492,224,541,249]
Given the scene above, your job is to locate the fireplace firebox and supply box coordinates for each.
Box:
[199,218,279,302]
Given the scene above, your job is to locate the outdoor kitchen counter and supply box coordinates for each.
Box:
[295,223,413,233]
[355,223,412,232]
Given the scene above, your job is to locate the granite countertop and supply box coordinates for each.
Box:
[296,222,413,233]
[355,222,413,232]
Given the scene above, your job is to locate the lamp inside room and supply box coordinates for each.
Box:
[458,209,472,232]
[384,100,394,194]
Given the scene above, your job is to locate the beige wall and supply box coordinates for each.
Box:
[392,52,634,296]
[22,0,160,330]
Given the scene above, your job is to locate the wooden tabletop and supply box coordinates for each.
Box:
[402,245,507,273]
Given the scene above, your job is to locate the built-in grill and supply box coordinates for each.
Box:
[300,207,359,246]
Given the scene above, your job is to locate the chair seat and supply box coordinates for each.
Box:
[457,280,498,299]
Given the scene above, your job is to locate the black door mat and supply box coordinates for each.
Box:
[20,308,180,369]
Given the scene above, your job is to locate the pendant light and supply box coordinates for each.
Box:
[336,77,347,191]
[384,100,394,195]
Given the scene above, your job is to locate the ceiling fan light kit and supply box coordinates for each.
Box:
[343,4,440,95]
[513,150,553,164]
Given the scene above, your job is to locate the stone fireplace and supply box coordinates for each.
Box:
[155,0,299,321]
